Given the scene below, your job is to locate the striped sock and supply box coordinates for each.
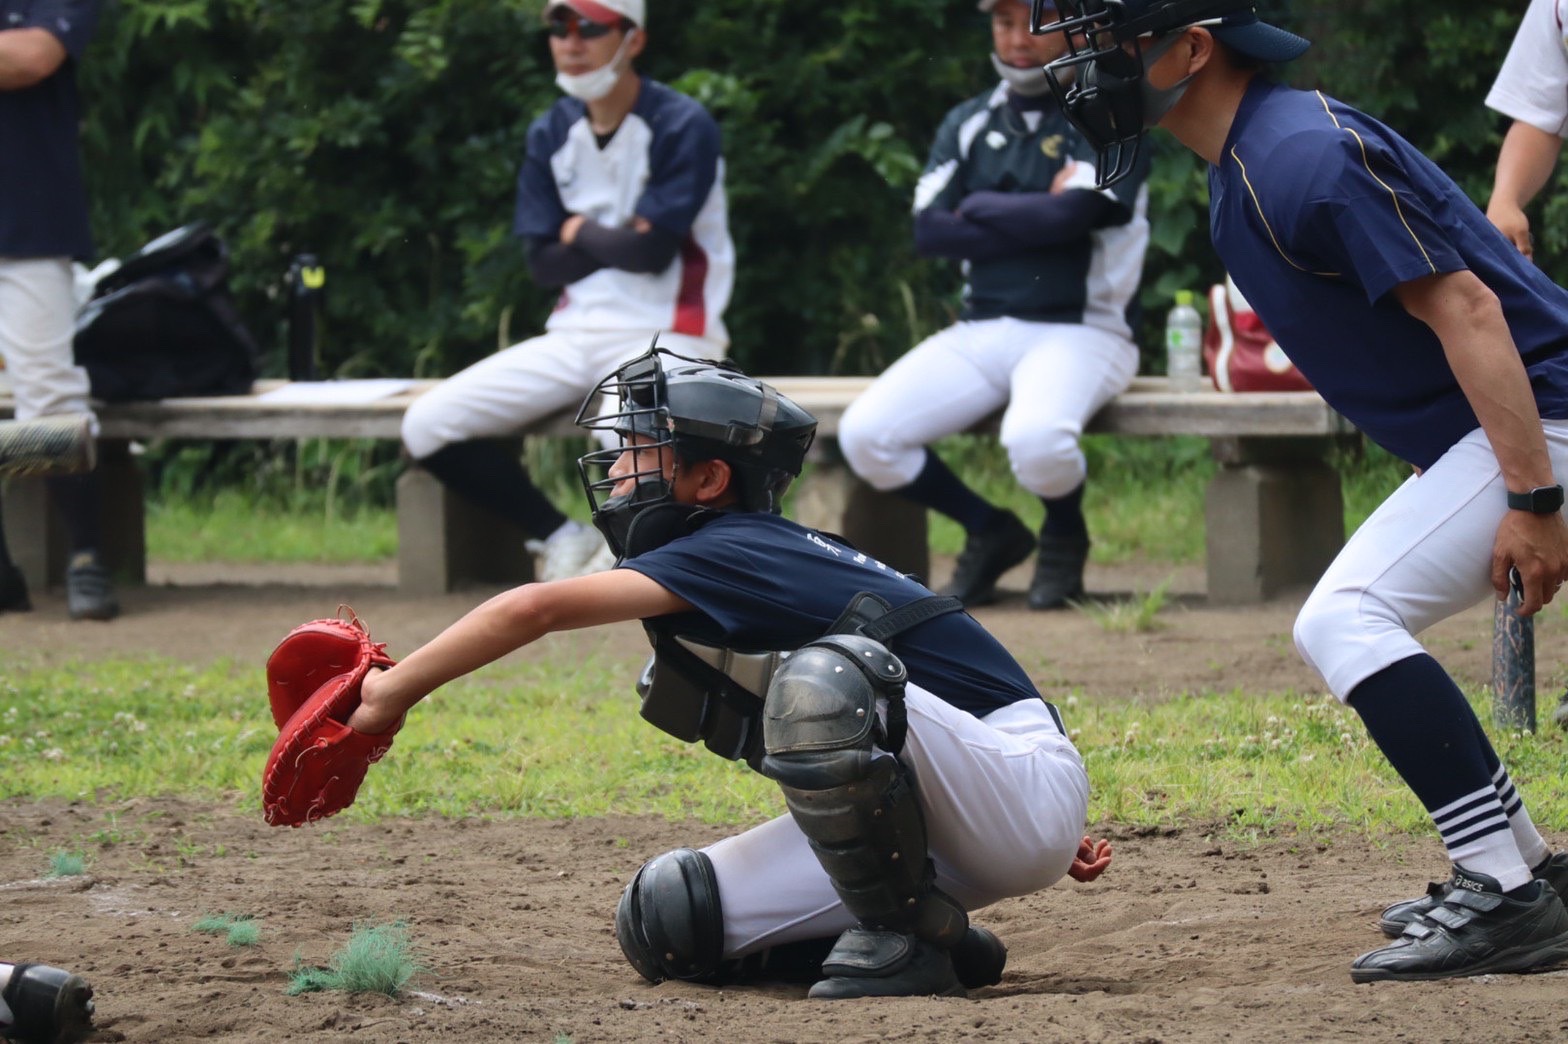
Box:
[1429,786,1528,888]
[1492,765,1551,871]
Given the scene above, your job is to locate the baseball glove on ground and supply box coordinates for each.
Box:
[262,610,400,827]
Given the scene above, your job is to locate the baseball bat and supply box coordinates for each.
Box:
[0,415,96,478]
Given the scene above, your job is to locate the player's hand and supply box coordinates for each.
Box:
[560,214,587,245]
[346,667,402,735]
[1493,509,1568,616]
[1067,836,1113,882]
[1051,160,1084,194]
[1486,201,1533,261]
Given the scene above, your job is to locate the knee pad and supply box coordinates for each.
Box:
[614,848,726,983]
[759,635,966,947]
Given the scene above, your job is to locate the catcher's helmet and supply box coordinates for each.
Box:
[1032,0,1309,187]
[575,344,817,559]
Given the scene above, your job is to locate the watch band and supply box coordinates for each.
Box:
[1506,484,1565,514]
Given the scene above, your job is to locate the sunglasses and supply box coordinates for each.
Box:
[546,16,617,40]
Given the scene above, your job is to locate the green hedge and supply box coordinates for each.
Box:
[77,1,1547,381]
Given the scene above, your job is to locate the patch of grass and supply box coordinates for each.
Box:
[148,489,396,564]
[194,913,261,946]
[45,850,86,877]
[4,651,1565,838]
[287,922,425,997]
[1075,577,1175,633]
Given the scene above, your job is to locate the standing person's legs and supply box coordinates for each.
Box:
[1292,423,1568,980]
[0,257,116,619]
[838,321,1036,605]
[1000,324,1138,609]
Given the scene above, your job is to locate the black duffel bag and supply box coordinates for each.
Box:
[74,223,261,402]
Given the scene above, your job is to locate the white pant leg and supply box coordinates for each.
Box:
[837,321,1022,491]
[0,258,95,425]
[401,329,722,460]
[999,324,1139,498]
[1294,421,1568,699]
[703,690,1087,957]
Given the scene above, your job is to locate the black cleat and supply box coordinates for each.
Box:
[950,925,1007,989]
[1027,533,1089,610]
[938,513,1035,607]
[0,563,31,613]
[807,928,966,1000]
[64,551,118,622]
[1351,867,1568,983]
[1377,852,1568,938]
[0,962,96,1044]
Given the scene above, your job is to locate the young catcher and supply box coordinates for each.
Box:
[262,346,1110,999]
[1033,0,1568,983]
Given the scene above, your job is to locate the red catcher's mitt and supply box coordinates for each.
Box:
[262,611,400,827]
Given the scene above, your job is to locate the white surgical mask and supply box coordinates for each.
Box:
[556,29,638,102]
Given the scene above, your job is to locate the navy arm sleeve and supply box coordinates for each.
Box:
[957,189,1118,247]
[524,236,603,286]
[22,0,100,57]
[573,220,683,273]
[912,208,1033,262]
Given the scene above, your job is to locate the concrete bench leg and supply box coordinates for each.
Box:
[396,467,534,595]
[0,439,146,590]
[1204,437,1344,605]
[791,444,930,580]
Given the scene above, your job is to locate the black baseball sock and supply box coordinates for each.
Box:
[418,440,567,540]
[45,472,104,556]
[1040,482,1088,541]
[896,448,1005,534]
[1348,653,1531,891]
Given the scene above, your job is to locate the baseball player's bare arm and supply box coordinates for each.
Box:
[0,27,67,89]
[348,569,692,732]
[1395,269,1568,613]
[1487,121,1563,260]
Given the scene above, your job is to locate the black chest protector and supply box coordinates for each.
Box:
[636,589,965,771]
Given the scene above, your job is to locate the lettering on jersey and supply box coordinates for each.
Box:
[804,531,843,557]
[1040,134,1064,159]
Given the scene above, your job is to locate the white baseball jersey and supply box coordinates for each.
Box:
[1487,0,1568,137]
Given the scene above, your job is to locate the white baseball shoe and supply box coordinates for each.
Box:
[531,523,614,582]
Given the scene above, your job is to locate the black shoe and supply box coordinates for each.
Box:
[1351,867,1568,983]
[938,513,1035,607]
[1028,533,1089,610]
[65,551,119,622]
[1377,852,1568,938]
[950,925,1007,989]
[0,562,31,613]
[807,928,966,1000]
[0,962,97,1044]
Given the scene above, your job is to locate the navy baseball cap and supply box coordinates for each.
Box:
[1208,8,1310,62]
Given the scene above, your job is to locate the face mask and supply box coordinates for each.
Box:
[1134,32,1195,128]
[555,29,637,102]
[990,52,1054,97]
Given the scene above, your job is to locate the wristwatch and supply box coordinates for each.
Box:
[1506,484,1565,514]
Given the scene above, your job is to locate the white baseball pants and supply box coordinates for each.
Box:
[1295,420,1568,699]
[401,328,724,460]
[0,258,95,426]
[838,317,1139,498]
[703,689,1088,957]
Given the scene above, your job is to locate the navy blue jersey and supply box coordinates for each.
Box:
[915,83,1149,334]
[621,513,1043,718]
[1210,79,1568,470]
[0,0,100,259]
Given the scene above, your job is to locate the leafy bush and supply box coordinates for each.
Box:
[77,0,1542,382]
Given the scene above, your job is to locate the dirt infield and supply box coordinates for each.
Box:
[4,558,1568,1042]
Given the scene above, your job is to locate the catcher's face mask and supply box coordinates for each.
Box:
[577,351,681,560]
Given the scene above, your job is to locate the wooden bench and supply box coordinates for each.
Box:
[0,376,1354,603]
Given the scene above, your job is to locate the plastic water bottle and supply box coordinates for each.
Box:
[1165,289,1204,392]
